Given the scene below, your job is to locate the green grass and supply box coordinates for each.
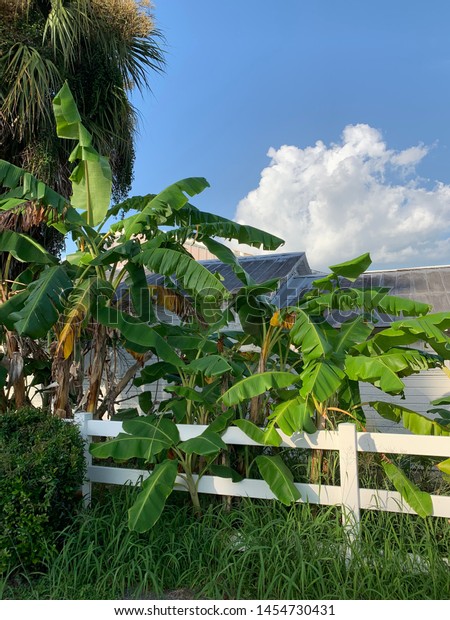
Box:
[2,486,449,600]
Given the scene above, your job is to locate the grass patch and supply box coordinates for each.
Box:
[2,486,449,600]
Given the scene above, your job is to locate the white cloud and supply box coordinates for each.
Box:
[234,124,450,269]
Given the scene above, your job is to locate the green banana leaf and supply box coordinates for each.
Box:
[164,385,205,402]
[345,348,441,395]
[89,240,140,267]
[179,430,227,456]
[300,360,345,402]
[208,464,243,482]
[312,273,337,291]
[138,392,153,415]
[128,460,179,532]
[436,458,450,475]
[207,409,236,434]
[329,253,372,280]
[221,371,298,407]
[332,317,374,358]
[166,335,217,353]
[11,265,72,338]
[65,251,94,266]
[117,178,210,238]
[90,417,179,461]
[176,221,284,251]
[0,231,57,265]
[135,247,230,301]
[95,306,182,367]
[184,355,232,378]
[267,395,317,435]
[431,395,450,406]
[369,401,450,436]
[200,236,255,286]
[382,462,432,517]
[348,289,431,317]
[0,159,67,213]
[337,379,365,423]
[234,419,282,446]
[388,314,450,352]
[123,416,180,445]
[53,82,112,227]
[355,326,450,360]
[255,455,301,505]
[0,291,29,330]
[290,310,334,361]
[166,203,284,251]
[124,261,155,323]
[105,193,155,219]
[134,362,178,387]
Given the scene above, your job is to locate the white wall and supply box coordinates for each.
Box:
[362,368,450,433]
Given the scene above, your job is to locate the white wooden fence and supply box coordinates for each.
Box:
[74,414,450,535]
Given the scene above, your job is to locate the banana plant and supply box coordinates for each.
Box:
[0,82,284,416]
[221,253,450,516]
[90,410,242,530]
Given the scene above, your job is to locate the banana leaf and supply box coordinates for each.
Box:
[382,462,432,517]
[369,401,450,436]
[221,372,298,406]
[128,460,179,532]
[255,455,301,505]
[53,82,112,227]
[11,265,72,338]
[0,230,57,265]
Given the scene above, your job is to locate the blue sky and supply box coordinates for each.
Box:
[129,0,450,270]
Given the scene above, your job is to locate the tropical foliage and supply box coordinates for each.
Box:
[1,0,164,200]
[1,82,449,531]
[91,252,450,529]
[0,83,283,417]
[218,252,450,515]
[0,0,165,291]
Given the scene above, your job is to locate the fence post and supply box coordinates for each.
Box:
[338,423,360,542]
[74,411,93,507]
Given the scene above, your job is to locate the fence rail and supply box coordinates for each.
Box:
[74,414,450,534]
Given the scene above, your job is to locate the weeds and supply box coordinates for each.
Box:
[1,485,449,600]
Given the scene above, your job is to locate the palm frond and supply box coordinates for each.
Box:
[1,44,60,140]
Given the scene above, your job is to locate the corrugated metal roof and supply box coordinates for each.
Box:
[143,252,312,293]
[272,274,325,308]
[269,262,450,322]
[197,252,311,291]
[120,251,450,320]
[344,266,450,314]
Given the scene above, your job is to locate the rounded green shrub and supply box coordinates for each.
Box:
[0,407,86,572]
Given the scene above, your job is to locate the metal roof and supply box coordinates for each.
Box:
[345,266,450,314]
[144,251,312,292]
[272,274,324,308]
[123,251,450,320]
[272,263,450,314]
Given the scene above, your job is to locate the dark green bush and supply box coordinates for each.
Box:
[0,407,86,572]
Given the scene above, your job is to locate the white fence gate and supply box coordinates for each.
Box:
[74,414,450,535]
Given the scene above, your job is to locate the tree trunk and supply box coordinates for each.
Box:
[52,355,72,418]
[249,354,267,425]
[85,324,107,417]
[5,332,26,410]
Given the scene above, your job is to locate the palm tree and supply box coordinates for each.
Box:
[0,0,165,262]
[0,0,164,409]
